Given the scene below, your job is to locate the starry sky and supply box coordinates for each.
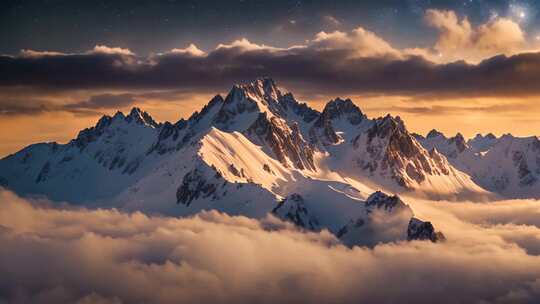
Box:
[2,0,540,157]
[2,0,539,55]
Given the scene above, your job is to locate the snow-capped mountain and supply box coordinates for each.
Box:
[416,130,540,198]
[1,77,519,245]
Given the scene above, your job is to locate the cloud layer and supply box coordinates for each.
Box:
[2,189,540,304]
[2,9,540,118]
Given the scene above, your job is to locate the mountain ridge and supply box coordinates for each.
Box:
[1,77,536,246]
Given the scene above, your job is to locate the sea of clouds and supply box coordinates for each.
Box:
[1,188,540,303]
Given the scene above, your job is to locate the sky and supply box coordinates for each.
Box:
[2,0,540,157]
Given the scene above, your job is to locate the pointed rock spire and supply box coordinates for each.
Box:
[125,107,158,127]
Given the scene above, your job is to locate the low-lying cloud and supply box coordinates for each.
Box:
[1,189,540,303]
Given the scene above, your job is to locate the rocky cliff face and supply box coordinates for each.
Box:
[246,113,315,170]
[176,168,221,206]
[310,98,366,145]
[272,193,321,230]
[407,218,446,242]
[353,115,453,189]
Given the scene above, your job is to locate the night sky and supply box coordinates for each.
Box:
[2,0,539,55]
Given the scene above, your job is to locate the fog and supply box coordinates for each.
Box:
[1,189,540,303]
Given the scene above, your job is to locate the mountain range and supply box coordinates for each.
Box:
[2,78,538,246]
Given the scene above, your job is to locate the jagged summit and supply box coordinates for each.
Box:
[6,76,526,247]
[319,98,365,125]
[315,98,365,130]
[226,78,281,106]
[125,107,159,127]
[365,191,408,211]
[369,114,407,138]
[426,129,445,139]
[96,107,159,128]
[310,97,367,145]
[0,76,507,216]
[472,133,497,140]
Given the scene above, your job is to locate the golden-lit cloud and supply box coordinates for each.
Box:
[311,27,402,58]
[168,44,206,57]
[90,45,135,56]
[1,189,540,303]
[215,38,282,52]
[424,9,527,63]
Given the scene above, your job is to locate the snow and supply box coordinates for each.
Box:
[417,130,540,198]
[2,77,535,246]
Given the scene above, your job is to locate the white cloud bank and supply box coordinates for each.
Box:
[1,189,540,303]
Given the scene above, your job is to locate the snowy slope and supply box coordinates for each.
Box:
[0,108,160,203]
[417,130,540,198]
[1,77,519,245]
[314,112,488,199]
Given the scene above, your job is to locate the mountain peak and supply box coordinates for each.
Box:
[365,191,407,212]
[407,218,446,242]
[449,133,467,152]
[426,129,445,139]
[485,133,497,140]
[215,78,285,129]
[320,98,365,125]
[230,77,281,104]
[112,111,125,120]
[188,94,224,122]
[378,114,406,134]
[125,107,159,127]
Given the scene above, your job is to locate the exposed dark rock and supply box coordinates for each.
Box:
[262,164,273,174]
[228,164,242,177]
[316,98,365,126]
[272,193,320,230]
[246,113,315,170]
[336,218,365,238]
[449,133,467,153]
[278,93,319,123]
[35,162,51,183]
[359,115,447,187]
[426,129,445,139]
[513,151,537,186]
[311,98,365,145]
[214,85,260,126]
[338,191,415,247]
[407,217,446,242]
[125,107,159,128]
[176,169,218,206]
[188,95,224,122]
[364,191,413,213]
[122,158,141,175]
[73,115,112,150]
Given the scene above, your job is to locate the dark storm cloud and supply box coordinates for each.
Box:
[2,45,540,99]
